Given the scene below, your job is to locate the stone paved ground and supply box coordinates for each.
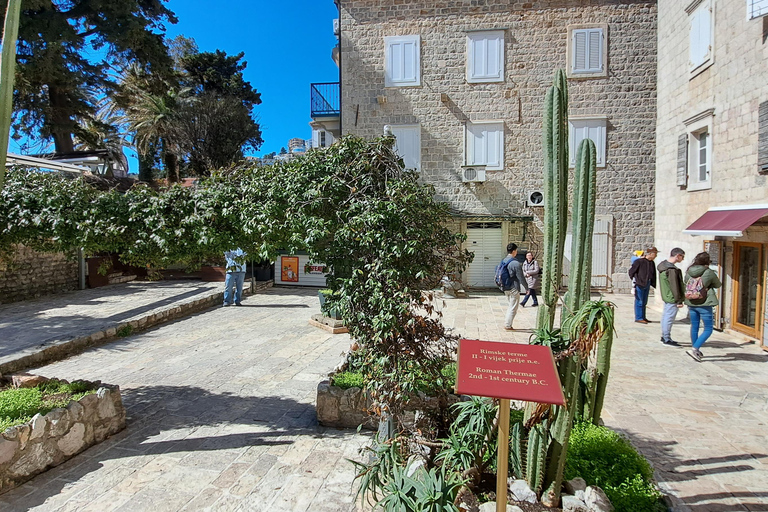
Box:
[2,287,767,511]
[439,292,768,512]
[0,287,369,512]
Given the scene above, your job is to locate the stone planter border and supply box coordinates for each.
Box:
[316,379,459,430]
[0,384,126,495]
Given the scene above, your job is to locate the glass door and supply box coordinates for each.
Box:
[731,242,763,339]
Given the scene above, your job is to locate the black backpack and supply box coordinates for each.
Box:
[494,257,516,292]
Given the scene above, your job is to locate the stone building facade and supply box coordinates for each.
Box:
[655,0,768,349]
[337,0,657,291]
[0,246,78,304]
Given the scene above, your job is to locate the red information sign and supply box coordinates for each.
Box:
[456,339,565,405]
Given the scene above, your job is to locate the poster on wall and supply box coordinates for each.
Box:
[281,256,299,283]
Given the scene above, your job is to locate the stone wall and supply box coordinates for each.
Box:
[0,385,126,494]
[654,1,768,338]
[0,245,79,304]
[340,0,658,292]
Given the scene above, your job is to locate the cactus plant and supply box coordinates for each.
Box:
[567,139,598,313]
[0,0,22,189]
[537,72,569,331]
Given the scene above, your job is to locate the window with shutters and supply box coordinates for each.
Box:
[758,101,768,173]
[684,111,713,191]
[688,1,714,75]
[385,35,421,87]
[466,30,504,83]
[568,118,607,168]
[748,0,768,20]
[466,122,504,170]
[390,124,421,172]
[567,25,608,78]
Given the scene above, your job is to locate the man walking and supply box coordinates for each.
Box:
[223,248,247,307]
[501,243,528,331]
[657,248,685,346]
[628,246,658,323]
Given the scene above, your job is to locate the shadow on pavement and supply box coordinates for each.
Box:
[617,430,768,510]
[1,384,366,510]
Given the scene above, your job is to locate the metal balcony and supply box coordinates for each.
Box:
[310,82,340,118]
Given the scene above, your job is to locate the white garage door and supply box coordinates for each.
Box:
[465,222,505,288]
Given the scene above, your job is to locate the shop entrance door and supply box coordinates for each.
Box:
[731,242,764,339]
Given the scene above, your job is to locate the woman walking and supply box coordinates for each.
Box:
[684,251,722,362]
[520,252,541,307]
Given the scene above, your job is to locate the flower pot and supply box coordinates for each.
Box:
[318,290,342,320]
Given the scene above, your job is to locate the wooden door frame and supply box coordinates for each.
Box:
[731,241,764,340]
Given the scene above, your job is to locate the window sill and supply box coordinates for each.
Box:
[384,82,422,88]
[567,70,608,80]
[466,78,505,84]
[686,182,712,192]
[689,59,713,79]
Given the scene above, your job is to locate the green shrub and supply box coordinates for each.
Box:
[116,325,134,337]
[333,371,365,390]
[566,422,665,512]
[0,381,97,431]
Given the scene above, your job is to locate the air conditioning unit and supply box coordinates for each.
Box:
[461,165,486,183]
[526,189,545,207]
[333,18,340,36]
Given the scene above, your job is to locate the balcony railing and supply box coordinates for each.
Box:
[310,82,340,118]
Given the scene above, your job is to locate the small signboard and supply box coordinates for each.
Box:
[456,339,565,406]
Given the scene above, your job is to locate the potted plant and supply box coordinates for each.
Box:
[200,258,227,282]
[318,288,342,319]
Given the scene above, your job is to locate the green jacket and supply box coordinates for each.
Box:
[684,265,722,307]
[657,260,684,304]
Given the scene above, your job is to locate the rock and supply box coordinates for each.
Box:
[2,426,18,441]
[585,486,614,512]
[16,424,31,450]
[478,503,523,512]
[576,489,586,501]
[508,478,537,503]
[29,413,48,441]
[96,388,116,419]
[405,456,425,477]
[45,408,71,437]
[10,373,49,389]
[0,438,18,465]
[57,423,86,456]
[8,442,54,477]
[562,494,589,512]
[66,400,85,422]
[565,476,588,494]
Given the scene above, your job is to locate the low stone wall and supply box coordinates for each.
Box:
[0,385,126,495]
[0,245,78,304]
[316,380,460,430]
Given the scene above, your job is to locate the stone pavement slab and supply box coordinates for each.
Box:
[0,286,369,512]
[0,280,270,375]
[439,291,768,511]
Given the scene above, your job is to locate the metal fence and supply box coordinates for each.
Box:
[310,82,340,118]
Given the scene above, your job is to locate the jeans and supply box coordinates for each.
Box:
[520,288,538,306]
[224,271,245,305]
[504,289,520,328]
[661,302,680,341]
[688,305,714,350]
[634,284,650,321]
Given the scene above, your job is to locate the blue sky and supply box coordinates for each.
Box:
[9,0,341,165]
[164,0,340,156]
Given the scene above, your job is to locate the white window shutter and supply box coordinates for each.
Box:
[467,31,504,82]
[750,0,768,19]
[467,122,504,170]
[690,6,711,69]
[588,30,602,71]
[573,31,587,71]
[390,125,421,172]
[569,119,607,167]
[385,36,420,87]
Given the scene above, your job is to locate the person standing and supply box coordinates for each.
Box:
[502,243,528,331]
[520,252,540,307]
[628,246,658,323]
[684,252,722,362]
[223,248,247,307]
[657,248,685,346]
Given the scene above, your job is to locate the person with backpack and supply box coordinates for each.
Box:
[496,243,528,331]
[628,246,658,323]
[684,251,722,362]
[657,247,685,346]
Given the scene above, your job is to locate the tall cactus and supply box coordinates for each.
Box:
[567,139,598,313]
[537,70,568,331]
[0,0,22,190]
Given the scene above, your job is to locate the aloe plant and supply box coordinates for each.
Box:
[0,0,22,189]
